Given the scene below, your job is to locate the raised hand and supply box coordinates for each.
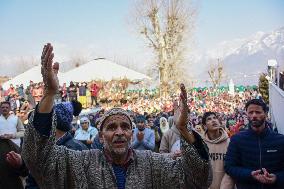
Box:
[173,84,195,143]
[173,83,189,132]
[41,43,59,96]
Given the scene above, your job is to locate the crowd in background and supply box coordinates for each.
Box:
[0,79,263,141]
[2,77,282,189]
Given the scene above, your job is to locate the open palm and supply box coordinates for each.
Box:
[173,84,189,131]
[41,43,59,95]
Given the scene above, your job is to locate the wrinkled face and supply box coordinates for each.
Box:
[1,103,11,116]
[204,114,221,131]
[100,115,133,156]
[246,104,266,128]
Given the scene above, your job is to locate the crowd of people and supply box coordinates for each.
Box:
[0,43,283,189]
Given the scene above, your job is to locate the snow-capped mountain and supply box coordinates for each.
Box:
[192,27,284,85]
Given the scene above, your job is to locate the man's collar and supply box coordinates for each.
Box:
[1,114,10,119]
[104,148,134,168]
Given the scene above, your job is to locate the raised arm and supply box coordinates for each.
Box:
[38,43,58,113]
[22,43,90,189]
[149,84,212,188]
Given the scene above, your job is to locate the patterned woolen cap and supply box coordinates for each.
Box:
[55,102,74,132]
[97,108,132,131]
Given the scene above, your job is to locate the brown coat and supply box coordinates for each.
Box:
[159,125,180,153]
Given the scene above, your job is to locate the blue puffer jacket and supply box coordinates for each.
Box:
[225,126,284,189]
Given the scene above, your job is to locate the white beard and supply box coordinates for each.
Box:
[160,124,169,134]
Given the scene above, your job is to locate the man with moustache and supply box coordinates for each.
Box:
[22,43,211,189]
[225,99,284,189]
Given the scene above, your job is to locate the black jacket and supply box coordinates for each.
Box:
[225,126,284,189]
[0,139,29,189]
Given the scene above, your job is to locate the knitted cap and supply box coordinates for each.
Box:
[97,108,132,131]
[55,102,74,132]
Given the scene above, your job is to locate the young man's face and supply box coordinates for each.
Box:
[100,115,133,156]
[246,104,266,128]
[137,121,145,131]
[204,114,221,132]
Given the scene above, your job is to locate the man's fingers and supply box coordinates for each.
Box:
[262,168,269,177]
[10,151,20,160]
[53,62,59,70]
[53,62,59,74]
[180,83,187,102]
[258,175,267,183]
[41,44,47,62]
[252,170,262,176]
[42,45,50,67]
[41,43,51,62]
[46,52,54,71]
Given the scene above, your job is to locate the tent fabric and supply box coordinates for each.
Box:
[2,59,150,89]
[269,83,284,135]
[2,65,64,89]
[62,58,150,84]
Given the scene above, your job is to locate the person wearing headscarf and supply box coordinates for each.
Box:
[74,116,98,148]
[159,117,169,134]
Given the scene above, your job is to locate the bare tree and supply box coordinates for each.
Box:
[131,0,197,96]
[208,58,224,88]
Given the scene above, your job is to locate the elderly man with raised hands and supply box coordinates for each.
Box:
[22,43,211,189]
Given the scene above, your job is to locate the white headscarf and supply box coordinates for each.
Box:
[160,117,169,134]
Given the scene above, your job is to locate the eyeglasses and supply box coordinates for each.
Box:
[82,122,88,125]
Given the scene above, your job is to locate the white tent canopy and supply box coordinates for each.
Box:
[2,65,64,89]
[62,58,150,84]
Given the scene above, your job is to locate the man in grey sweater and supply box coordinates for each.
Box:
[22,43,211,189]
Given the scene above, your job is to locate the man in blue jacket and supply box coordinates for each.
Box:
[225,99,284,189]
[132,115,155,151]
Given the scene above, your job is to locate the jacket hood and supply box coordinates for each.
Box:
[203,128,229,144]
